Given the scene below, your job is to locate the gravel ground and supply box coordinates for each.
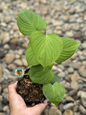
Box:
[0,0,86,115]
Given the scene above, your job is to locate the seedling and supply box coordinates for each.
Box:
[17,9,80,106]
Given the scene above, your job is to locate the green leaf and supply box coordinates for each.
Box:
[28,64,54,84]
[30,31,63,67]
[51,74,61,84]
[56,37,80,63]
[43,82,65,106]
[26,41,39,66]
[17,9,47,36]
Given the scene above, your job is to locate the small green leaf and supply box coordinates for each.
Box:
[43,82,65,106]
[17,9,47,36]
[28,64,54,84]
[56,37,80,63]
[26,41,39,66]
[30,31,63,67]
[51,74,61,84]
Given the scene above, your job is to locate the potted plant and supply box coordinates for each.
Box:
[16,9,80,106]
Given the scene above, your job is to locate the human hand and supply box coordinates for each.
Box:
[8,81,48,115]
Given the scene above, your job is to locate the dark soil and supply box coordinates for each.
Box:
[17,69,44,102]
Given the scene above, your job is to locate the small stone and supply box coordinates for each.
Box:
[17,49,24,55]
[4,16,12,23]
[49,106,58,115]
[63,103,74,110]
[58,72,66,78]
[11,38,18,44]
[3,44,10,50]
[68,72,80,82]
[0,85,1,94]
[73,105,79,112]
[58,65,64,70]
[65,96,74,102]
[14,59,23,66]
[3,105,9,112]
[71,24,80,31]
[79,55,86,61]
[81,43,86,49]
[81,92,86,107]
[69,90,77,96]
[2,93,9,101]
[62,15,70,22]
[79,105,86,115]
[71,81,79,90]
[44,107,49,115]
[6,53,15,64]
[68,67,74,73]
[72,62,81,70]
[0,95,2,101]
[69,0,76,4]
[62,60,70,67]
[3,88,8,93]
[64,110,74,115]
[0,67,3,78]
[22,58,27,66]
[69,8,75,14]
[0,113,5,115]
[65,31,74,38]
[8,64,17,70]
[0,51,5,59]
[53,21,62,26]
[78,66,86,77]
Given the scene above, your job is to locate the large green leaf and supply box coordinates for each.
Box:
[17,9,47,36]
[30,31,63,67]
[56,37,80,63]
[26,41,39,66]
[28,64,54,84]
[43,82,65,106]
[51,74,61,84]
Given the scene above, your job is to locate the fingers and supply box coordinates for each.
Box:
[8,81,18,100]
[31,99,48,115]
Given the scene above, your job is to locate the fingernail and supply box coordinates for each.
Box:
[47,101,51,104]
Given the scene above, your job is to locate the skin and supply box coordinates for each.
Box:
[8,81,48,115]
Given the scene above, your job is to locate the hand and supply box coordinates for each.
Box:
[8,81,48,115]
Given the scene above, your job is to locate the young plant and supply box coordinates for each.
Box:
[17,9,80,106]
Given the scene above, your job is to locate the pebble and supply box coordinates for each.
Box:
[3,44,10,50]
[71,81,79,90]
[81,92,86,107]
[49,106,61,115]
[68,72,80,82]
[2,93,9,101]
[8,63,17,70]
[69,90,78,96]
[78,66,86,77]
[22,58,27,66]
[64,110,74,115]
[4,16,12,23]
[0,95,2,101]
[0,67,3,78]
[6,53,15,64]
[0,51,5,59]
[72,62,81,70]
[63,103,74,110]
[0,85,1,94]
[0,112,5,115]
[14,59,23,66]
[79,105,86,115]
[73,105,79,112]
[68,67,74,74]
[65,31,74,38]
[65,96,74,102]
[3,105,9,112]
[58,72,66,78]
